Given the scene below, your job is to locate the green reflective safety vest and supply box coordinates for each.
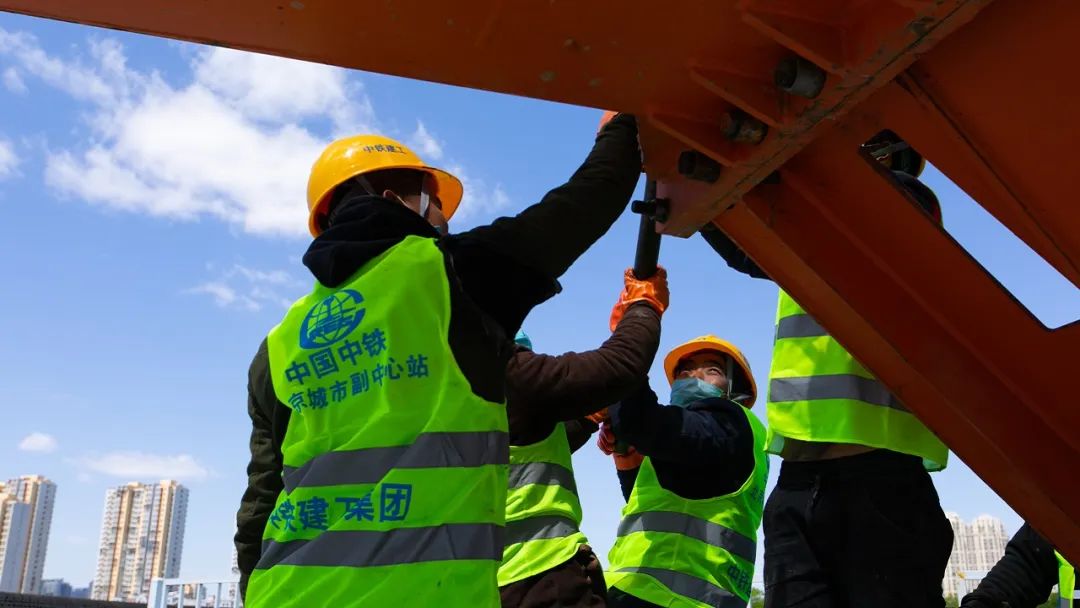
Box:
[766,290,949,470]
[499,422,588,586]
[246,236,509,608]
[607,405,769,608]
[1057,551,1076,608]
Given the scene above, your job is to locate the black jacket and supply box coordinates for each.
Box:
[235,115,642,596]
[961,523,1060,608]
[610,384,756,501]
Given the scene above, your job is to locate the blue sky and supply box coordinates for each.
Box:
[0,12,1076,588]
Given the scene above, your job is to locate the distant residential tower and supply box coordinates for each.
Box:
[0,476,56,594]
[92,481,188,602]
[943,513,1010,598]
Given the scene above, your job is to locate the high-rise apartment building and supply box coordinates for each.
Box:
[943,513,1010,598]
[1,476,56,594]
[92,481,188,602]
[0,490,30,593]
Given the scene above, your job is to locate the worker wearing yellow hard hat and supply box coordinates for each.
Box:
[699,138,953,607]
[600,335,769,608]
[305,134,464,237]
[236,112,646,608]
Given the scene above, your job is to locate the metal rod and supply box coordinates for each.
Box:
[633,179,661,279]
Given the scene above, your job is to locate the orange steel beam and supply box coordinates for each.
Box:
[0,0,994,233]
[3,0,1078,556]
[707,0,1080,559]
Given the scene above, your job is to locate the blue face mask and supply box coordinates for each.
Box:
[670,378,727,407]
[514,330,533,350]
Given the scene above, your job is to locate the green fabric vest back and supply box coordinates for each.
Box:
[766,290,949,470]
[246,236,509,608]
[606,405,769,608]
[499,422,588,586]
[1057,552,1076,608]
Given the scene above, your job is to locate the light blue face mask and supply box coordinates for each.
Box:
[514,330,533,350]
[669,377,727,407]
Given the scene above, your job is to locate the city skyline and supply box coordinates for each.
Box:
[0,470,1021,599]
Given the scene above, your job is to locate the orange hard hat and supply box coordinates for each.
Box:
[663,335,757,407]
[306,134,464,237]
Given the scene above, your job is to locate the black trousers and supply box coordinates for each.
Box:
[500,545,608,608]
[763,450,954,608]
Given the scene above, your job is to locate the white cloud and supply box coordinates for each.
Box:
[0,138,16,180]
[188,281,258,311]
[76,451,209,481]
[0,30,359,237]
[0,28,511,235]
[194,47,372,131]
[447,164,513,228]
[0,32,140,105]
[187,263,300,311]
[18,432,57,453]
[410,121,443,161]
[43,81,326,237]
[2,67,26,93]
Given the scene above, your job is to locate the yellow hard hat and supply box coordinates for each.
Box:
[663,335,758,407]
[306,134,464,237]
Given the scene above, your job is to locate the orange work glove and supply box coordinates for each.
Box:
[597,110,619,134]
[597,422,616,455]
[614,446,644,471]
[585,408,609,425]
[609,266,669,332]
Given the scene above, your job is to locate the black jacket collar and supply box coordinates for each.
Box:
[303,195,439,287]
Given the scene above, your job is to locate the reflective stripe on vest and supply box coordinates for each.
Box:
[769,375,907,412]
[282,430,508,492]
[766,289,949,471]
[1057,552,1075,608]
[247,236,508,608]
[508,461,578,494]
[504,515,579,547]
[607,405,769,607]
[259,523,502,569]
[499,423,587,587]
[617,511,756,564]
[611,567,746,608]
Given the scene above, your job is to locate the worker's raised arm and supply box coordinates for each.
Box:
[610,384,753,468]
[698,224,771,281]
[234,341,285,601]
[440,114,641,334]
[506,266,665,422]
[563,418,600,453]
[460,113,640,279]
[961,523,1060,608]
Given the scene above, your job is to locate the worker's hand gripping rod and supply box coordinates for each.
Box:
[614,178,668,455]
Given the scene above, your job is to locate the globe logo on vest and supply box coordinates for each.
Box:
[299,290,365,349]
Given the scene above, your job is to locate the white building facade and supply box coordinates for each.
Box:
[0,491,30,593]
[943,513,1010,599]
